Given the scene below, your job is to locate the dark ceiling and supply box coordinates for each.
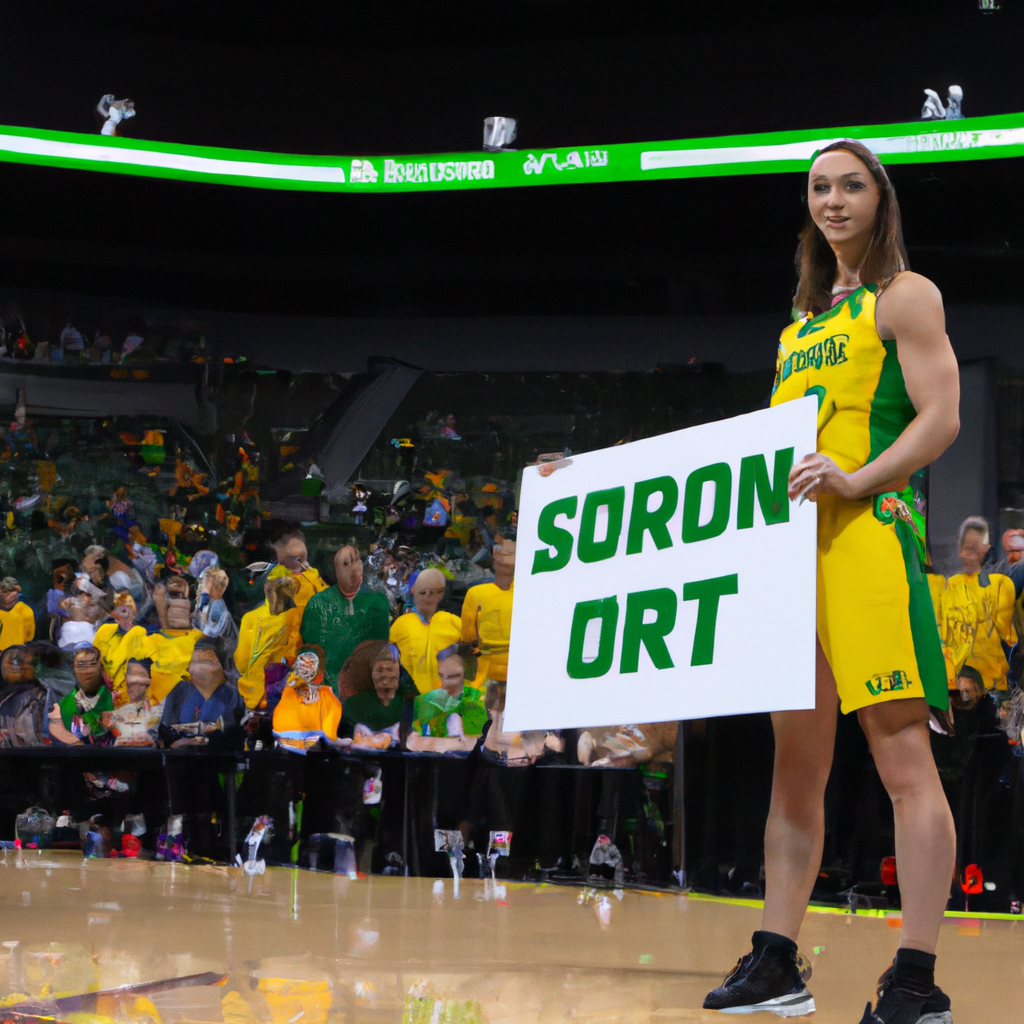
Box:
[0,1,1021,322]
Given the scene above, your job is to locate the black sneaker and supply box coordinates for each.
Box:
[857,964,953,1024]
[703,934,814,1017]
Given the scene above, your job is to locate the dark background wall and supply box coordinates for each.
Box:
[0,1,1021,557]
[0,1,1020,325]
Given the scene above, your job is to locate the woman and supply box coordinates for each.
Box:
[234,570,302,709]
[407,643,486,753]
[48,643,114,745]
[92,591,152,705]
[0,576,35,651]
[704,141,959,1024]
[272,644,343,752]
[338,639,417,747]
[101,657,162,747]
[160,638,244,750]
[388,567,461,694]
[933,517,1016,695]
[271,527,328,612]
[0,646,49,747]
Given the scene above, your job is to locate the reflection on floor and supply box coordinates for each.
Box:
[0,851,1019,1023]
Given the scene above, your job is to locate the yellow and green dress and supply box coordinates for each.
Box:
[412,685,487,738]
[770,283,947,713]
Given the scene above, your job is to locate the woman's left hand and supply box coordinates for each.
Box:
[788,452,857,502]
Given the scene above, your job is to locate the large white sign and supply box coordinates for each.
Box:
[503,398,818,731]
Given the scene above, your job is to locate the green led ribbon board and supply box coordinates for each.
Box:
[0,113,1021,192]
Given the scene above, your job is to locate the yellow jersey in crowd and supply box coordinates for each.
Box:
[461,581,513,685]
[389,611,462,695]
[288,567,329,612]
[932,571,1017,691]
[148,628,204,703]
[234,603,303,708]
[0,602,35,651]
[92,623,153,704]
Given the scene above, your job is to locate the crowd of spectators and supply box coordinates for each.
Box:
[0,299,209,364]
[2,510,1021,761]
[0,324,204,364]
[928,518,1024,910]
[0,524,545,764]
[1,404,1021,892]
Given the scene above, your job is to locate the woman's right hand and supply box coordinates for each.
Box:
[788,452,857,502]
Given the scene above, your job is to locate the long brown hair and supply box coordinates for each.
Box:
[337,638,400,698]
[793,139,909,314]
[265,574,297,616]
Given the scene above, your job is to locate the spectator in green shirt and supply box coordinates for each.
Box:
[338,640,416,746]
[48,643,113,744]
[407,644,486,753]
[301,545,390,693]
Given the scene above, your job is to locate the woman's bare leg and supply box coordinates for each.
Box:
[761,639,839,940]
[857,698,955,953]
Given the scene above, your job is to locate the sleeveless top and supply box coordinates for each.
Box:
[769,284,927,555]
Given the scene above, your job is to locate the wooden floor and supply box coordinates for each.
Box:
[0,851,1019,1023]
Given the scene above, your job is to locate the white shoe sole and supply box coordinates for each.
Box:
[919,1014,953,1024]
[714,990,816,1017]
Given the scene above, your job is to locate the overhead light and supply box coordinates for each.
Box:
[96,95,136,137]
[921,85,964,121]
[483,117,517,151]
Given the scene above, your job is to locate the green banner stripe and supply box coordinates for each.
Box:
[0,112,1021,192]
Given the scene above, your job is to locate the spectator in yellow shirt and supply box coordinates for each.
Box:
[234,570,302,709]
[461,532,515,686]
[92,592,152,704]
[272,527,328,611]
[389,567,461,694]
[0,577,35,651]
[148,577,203,702]
[935,517,1017,692]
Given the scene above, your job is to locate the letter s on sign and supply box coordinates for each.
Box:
[531,496,579,574]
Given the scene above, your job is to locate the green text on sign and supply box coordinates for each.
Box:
[531,448,793,574]
[565,574,739,679]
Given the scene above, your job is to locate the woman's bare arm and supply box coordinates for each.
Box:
[789,273,960,501]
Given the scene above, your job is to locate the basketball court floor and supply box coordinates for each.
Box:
[0,852,1018,1023]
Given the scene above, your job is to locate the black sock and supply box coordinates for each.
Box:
[892,947,935,998]
[751,930,797,957]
